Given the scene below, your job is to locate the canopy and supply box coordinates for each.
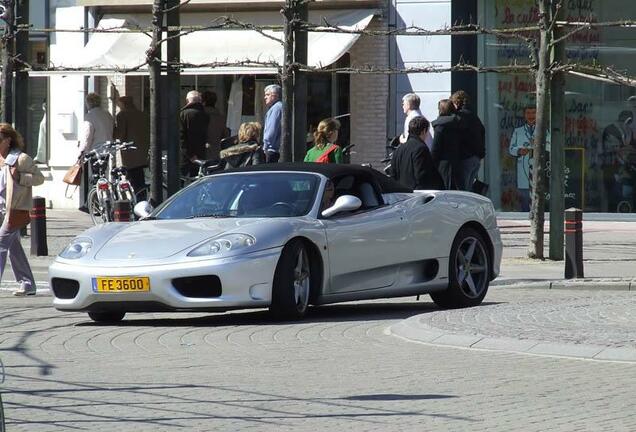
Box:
[51,9,376,75]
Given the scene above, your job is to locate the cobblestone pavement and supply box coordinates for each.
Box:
[1,288,635,432]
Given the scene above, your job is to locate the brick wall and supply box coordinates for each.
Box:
[348,15,390,169]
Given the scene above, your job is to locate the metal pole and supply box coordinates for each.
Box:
[14,0,28,145]
[549,24,565,261]
[0,0,15,123]
[148,0,164,205]
[292,0,308,162]
[564,208,584,278]
[280,0,294,162]
[166,0,181,197]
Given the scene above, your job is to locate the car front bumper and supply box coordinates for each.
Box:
[49,247,282,312]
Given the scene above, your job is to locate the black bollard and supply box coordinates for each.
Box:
[564,208,584,279]
[30,196,48,256]
[113,200,131,222]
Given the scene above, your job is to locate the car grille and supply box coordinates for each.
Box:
[172,275,222,298]
[51,278,80,299]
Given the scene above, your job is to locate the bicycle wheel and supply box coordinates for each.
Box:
[87,188,111,224]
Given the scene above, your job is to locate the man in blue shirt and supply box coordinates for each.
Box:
[263,84,282,163]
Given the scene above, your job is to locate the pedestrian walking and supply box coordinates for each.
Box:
[202,91,227,162]
[0,123,45,296]
[451,90,486,191]
[399,93,432,150]
[391,117,443,190]
[180,90,209,176]
[114,96,149,193]
[304,118,343,163]
[220,122,264,169]
[431,99,465,190]
[78,92,114,211]
[263,84,282,163]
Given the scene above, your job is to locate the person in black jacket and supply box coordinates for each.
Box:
[431,99,466,190]
[451,90,486,191]
[391,116,444,190]
[180,90,209,177]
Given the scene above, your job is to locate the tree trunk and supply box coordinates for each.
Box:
[149,0,164,205]
[1,0,15,123]
[528,0,552,259]
[280,0,294,162]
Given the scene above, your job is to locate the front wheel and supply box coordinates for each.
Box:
[87,188,111,225]
[430,227,490,309]
[88,311,126,323]
[269,239,312,320]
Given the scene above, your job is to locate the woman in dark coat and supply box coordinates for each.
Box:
[390,116,444,190]
[220,122,264,169]
[431,99,466,190]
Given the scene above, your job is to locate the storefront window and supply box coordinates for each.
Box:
[479,0,636,212]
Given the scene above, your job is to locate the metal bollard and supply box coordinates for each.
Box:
[113,200,131,222]
[564,208,584,279]
[30,196,48,256]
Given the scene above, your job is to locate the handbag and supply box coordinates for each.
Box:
[63,161,83,186]
[472,179,489,196]
[7,209,31,230]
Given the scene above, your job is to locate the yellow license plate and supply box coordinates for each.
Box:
[93,277,150,293]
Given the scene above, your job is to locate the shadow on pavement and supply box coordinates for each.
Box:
[73,300,503,328]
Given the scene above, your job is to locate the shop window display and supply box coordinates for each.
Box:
[479,0,636,212]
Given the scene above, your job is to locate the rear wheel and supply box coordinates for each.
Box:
[430,227,490,308]
[87,311,126,323]
[270,239,312,320]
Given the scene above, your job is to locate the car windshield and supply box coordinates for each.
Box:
[153,172,320,220]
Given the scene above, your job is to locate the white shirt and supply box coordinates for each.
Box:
[0,166,6,213]
[79,107,114,154]
[509,123,551,189]
[400,109,433,150]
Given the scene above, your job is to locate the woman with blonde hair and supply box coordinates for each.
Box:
[0,123,44,296]
[304,118,343,163]
[220,121,264,168]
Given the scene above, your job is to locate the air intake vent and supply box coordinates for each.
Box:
[51,278,80,299]
[172,275,222,298]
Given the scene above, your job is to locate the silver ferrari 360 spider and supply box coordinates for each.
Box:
[49,163,502,323]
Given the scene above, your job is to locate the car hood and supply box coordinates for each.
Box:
[94,218,269,260]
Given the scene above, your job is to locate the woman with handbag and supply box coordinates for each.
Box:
[304,118,343,164]
[0,123,44,296]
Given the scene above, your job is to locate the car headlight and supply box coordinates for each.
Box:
[59,237,93,259]
[188,233,256,257]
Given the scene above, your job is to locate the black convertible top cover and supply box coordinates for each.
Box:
[219,163,413,194]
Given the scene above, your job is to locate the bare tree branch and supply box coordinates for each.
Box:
[161,0,191,14]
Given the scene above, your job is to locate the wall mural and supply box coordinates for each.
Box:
[483,0,635,212]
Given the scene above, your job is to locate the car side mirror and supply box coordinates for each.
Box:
[133,200,153,219]
[321,195,362,218]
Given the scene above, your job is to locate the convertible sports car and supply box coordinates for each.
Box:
[49,163,502,323]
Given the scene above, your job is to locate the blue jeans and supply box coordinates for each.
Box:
[458,156,481,192]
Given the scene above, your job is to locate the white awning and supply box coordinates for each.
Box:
[49,9,376,75]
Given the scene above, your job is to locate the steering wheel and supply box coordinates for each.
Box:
[270,202,294,213]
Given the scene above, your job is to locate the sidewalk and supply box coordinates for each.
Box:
[1,210,636,292]
[497,218,636,289]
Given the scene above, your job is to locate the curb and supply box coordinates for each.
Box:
[491,278,636,291]
[388,315,636,363]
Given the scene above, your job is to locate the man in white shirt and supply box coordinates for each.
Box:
[79,93,114,155]
[509,106,550,211]
[78,92,114,212]
[399,93,432,150]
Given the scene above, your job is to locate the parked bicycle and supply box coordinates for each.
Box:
[84,141,138,225]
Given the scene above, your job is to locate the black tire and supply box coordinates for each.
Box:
[88,188,112,224]
[269,239,312,320]
[87,311,126,323]
[430,227,490,308]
